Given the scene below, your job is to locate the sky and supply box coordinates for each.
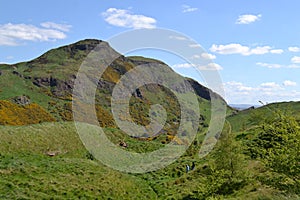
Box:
[0,0,300,104]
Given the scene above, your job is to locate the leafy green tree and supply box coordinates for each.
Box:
[190,122,249,199]
[211,122,248,194]
[216,129,246,175]
[249,110,300,193]
[251,112,300,176]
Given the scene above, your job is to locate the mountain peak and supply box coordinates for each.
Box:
[65,39,105,51]
[32,39,107,63]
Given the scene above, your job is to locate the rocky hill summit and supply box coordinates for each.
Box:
[0,39,225,128]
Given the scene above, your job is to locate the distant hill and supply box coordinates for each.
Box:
[228,101,300,133]
[229,104,261,111]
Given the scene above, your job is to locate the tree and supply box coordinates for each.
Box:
[251,112,300,176]
[193,121,248,197]
[211,121,248,194]
[249,111,300,193]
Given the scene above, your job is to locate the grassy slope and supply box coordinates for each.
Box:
[227,101,300,133]
[0,121,215,199]
[0,70,52,108]
[0,122,157,199]
[0,101,299,199]
[224,101,300,199]
[0,39,298,198]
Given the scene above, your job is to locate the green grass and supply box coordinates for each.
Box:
[0,71,52,108]
[0,154,157,199]
[0,121,219,199]
[0,114,299,199]
[227,101,300,133]
[128,56,166,65]
[0,122,82,156]
[0,122,157,199]
[0,122,209,199]
[0,39,299,199]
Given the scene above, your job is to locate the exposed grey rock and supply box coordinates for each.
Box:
[12,95,31,105]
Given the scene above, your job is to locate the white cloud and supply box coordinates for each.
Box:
[283,80,297,86]
[6,56,14,60]
[260,82,282,90]
[198,63,223,70]
[236,14,261,24]
[0,23,69,46]
[270,49,284,54]
[256,62,282,69]
[182,5,198,13]
[169,35,188,40]
[192,53,216,60]
[226,81,254,93]
[210,43,277,56]
[256,62,300,69]
[191,55,201,59]
[102,8,156,29]
[172,63,194,68]
[201,53,216,60]
[291,56,300,64]
[288,46,300,52]
[287,64,300,68]
[0,35,17,46]
[172,62,222,70]
[210,44,248,55]
[189,44,201,48]
[224,81,300,104]
[40,22,72,32]
[250,46,272,55]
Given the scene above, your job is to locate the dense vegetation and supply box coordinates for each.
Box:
[0,100,55,125]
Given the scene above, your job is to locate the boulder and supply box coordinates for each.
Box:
[12,95,31,106]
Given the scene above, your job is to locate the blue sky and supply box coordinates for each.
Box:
[1,0,300,104]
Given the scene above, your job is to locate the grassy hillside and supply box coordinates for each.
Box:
[0,70,52,108]
[0,118,299,199]
[0,122,157,199]
[0,39,226,128]
[227,101,300,133]
[0,39,299,199]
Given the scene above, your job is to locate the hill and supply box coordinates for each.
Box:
[1,107,299,199]
[227,101,300,133]
[229,104,261,111]
[0,39,299,199]
[0,122,157,199]
[0,39,225,128]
